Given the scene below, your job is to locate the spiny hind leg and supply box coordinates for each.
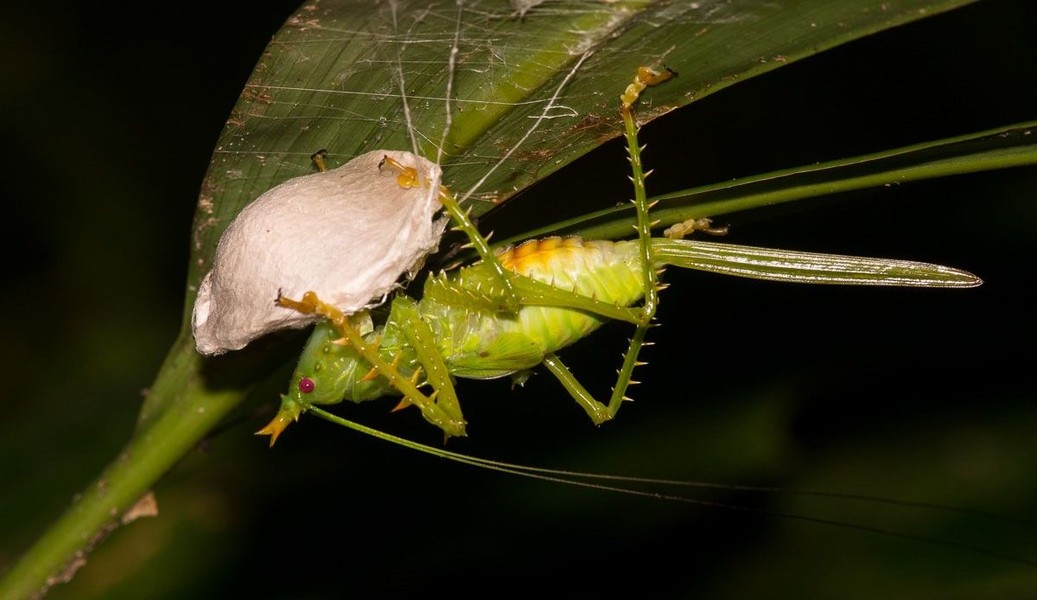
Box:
[277,291,466,438]
[540,66,674,424]
[599,65,673,419]
[540,322,653,426]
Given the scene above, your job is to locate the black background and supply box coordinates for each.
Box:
[2,1,1035,599]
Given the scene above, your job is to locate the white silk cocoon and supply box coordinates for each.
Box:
[192,150,446,355]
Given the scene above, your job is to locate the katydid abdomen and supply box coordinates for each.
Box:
[425,236,647,379]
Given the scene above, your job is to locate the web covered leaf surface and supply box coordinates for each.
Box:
[188,0,975,301]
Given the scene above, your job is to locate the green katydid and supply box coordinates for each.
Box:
[259,67,980,445]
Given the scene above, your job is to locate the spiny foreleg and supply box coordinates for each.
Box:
[277,291,466,438]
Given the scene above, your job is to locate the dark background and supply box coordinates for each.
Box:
[1,1,1035,598]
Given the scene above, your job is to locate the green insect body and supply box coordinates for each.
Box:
[429,236,646,378]
[270,237,650,432]
[258,66,682,444]
[260,66,980,445]
[263,228,982,443]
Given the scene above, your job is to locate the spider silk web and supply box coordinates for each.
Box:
[198,0,746,262]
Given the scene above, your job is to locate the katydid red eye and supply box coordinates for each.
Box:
[298,377,316,394]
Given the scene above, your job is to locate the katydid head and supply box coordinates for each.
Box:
[261,318,403,446]
[283,363,339,408]
[257,371,335,447]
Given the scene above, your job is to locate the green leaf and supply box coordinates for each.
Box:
[188,0,979,308]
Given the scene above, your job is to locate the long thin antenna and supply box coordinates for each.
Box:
[308,406,1037,568]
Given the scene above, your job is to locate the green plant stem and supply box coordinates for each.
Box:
[505,122,1037,243]
[0,332,244,600]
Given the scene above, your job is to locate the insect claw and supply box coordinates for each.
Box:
[276,290,315,314]
[310,149,329,172]
[331,337,349,346]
